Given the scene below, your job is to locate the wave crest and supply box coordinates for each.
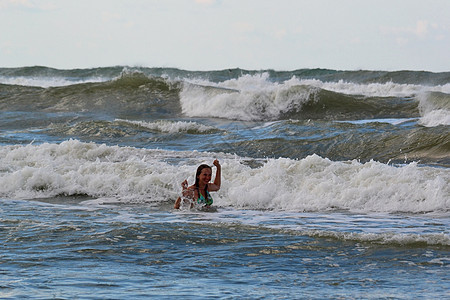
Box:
[179,73,423,121]
[1,141,448,214]
[418,92,450,127]
[115,119,219,134]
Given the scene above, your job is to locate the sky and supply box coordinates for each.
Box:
[0,0,449,71]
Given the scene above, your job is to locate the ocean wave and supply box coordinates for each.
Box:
[0,75,108,88]
[48,120,137,138]
[221,155,449,213]
[285,77,450,97]
[0,66,121,87]
[2,66,449,86]
[299,230,450,247]
[0,140,448,214]
[0,68,450,127]
[209,122,450,166]
[0,140,200,201]
[417,92,450,127]
[115,119,219,134]
[419,110,450,127]
[0,71,181,114]
[183,71,450,97]
[2,69,448,125]
[46,119,220,140]
[0,66,118,88]
[203,210,450,247]
[180,73,421,121]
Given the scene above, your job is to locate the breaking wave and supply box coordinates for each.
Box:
[1,68,448,126]
[1,140,448,214]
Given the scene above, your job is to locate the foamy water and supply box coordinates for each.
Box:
[1,140,448,214]
[180,73,450,125]
[115,119,218,133]
[0,75,109,87]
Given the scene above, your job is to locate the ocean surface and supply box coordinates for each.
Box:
[0,66,449,299]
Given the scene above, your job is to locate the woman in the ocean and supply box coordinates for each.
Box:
[174,159,221,209]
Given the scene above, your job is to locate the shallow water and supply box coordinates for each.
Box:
[1,198,448,299]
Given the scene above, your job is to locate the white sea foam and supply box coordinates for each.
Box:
[0,140,208,202]
[180,73,319,121]
[417,92,450,127]
[295,79,450,97]
[0,140,448,214]
[115,119,217,133]
[300,230,450,246]
[0,76,108,88]
[180,73,450,121]
[221,155,449,213]
[419,109,450,127]
[336,118,418,125]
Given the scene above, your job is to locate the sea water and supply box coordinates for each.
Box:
[0,67,449,299]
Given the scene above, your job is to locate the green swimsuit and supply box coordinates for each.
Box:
[197,189,213,206]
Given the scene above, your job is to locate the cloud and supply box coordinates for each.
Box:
[101,11,135,29]
[102,11,122,23]
[233,22,255,33]
[293,26,303,34]
[0,41,13,55]
[0,0,55,11]
[194,0,215,5]
[350,37,362,45]
[274,29,287,39]
[0,0,30,9]
[380,20,431,38]
[396,37,409,46]
[415,20,428,37]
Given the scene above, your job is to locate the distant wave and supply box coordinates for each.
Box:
[0,66,120,87]
[1,66,449,86]
[46,119,220,140]
[417,92,450,127]
[115,119,220,134]
[180,73,432,121]
[0,71,182,115]
[1,67,448,126]
[0,75,107,88]
[208,120,449,166]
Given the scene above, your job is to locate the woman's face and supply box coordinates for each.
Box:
[198,168,212,185]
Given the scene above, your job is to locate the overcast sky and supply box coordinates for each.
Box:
[0,0,449,71]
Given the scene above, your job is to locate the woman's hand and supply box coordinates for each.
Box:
[213,159,221,168]
[211,159,221,191]
[181,179,188,190]
[181,180,194,199]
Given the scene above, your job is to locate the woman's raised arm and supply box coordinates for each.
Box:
[210,159,221,191]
